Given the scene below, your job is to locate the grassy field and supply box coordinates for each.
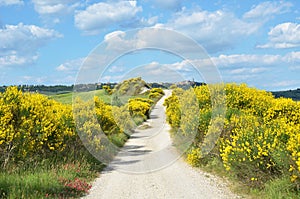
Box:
[48,89,150,105]
[48,90,112,104]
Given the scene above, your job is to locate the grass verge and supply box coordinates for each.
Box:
[0,153,104,199]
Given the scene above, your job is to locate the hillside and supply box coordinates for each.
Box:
[272,88,300,101]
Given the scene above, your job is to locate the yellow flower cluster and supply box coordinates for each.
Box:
[149,88,165,100]
[0,84,160,167]
[165,83,300,186]
[128,98,153,120]
[0,87,75,166]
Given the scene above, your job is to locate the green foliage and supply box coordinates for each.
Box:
[164,83,300,196]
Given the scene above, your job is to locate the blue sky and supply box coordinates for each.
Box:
[0,0,299,91]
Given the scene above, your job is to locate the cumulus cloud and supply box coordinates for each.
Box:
[257,22,300,49]
[243,1,292,20]
[164,9,262,52]
[0,23,62,67]
[103,30,135,52]
[74,1,142,35]
[140,1,292,53]
[74,1,291,52]
[102,28,205,56]
[31,0,81,24]
[0,0,23,6]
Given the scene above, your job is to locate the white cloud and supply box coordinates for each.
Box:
[104,31,126,41]
[0,53,38,67]
[138,16,159,26]
[0,0,23,6]
[0,23,62,67]
[74,1,142,35]
[31,0,81,24]
[161,9,261,53]
[257,22,300,49]
[243,1,292,20]
[32,0,80,14]
[229,67,268,75]
[103,28,206,55]
[212,54,282,67]
[285,51,300,63]
[168,60,193,72]
[14,75,47,85]
[267,80,300,89]
[120,61,187,82]
[146,1,292,53]
[71,49,300,89]
[212,52,300,69]
[56,57,84,72]
[96,2,290,53]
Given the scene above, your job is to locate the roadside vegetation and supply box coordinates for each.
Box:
[0,77,164,198]
[164,83,300,198]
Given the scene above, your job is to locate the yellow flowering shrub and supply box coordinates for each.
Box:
[0,83,161,168]
[128,98,153,121]
[165,83,300,188]
[149,88,165,100]
[0,87,75,167]
[164,88,184,129]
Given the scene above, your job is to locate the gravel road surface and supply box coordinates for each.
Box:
[84,90,239,199]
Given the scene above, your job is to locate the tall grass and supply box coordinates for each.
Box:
[0,149,104,199]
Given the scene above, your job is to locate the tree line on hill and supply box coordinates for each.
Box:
[271,88,300,101]
[0,80,204,94]
[1,82,298,101]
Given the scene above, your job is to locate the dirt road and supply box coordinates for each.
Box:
[84,90,239,199]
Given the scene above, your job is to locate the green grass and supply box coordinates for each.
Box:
[0,170,63,198]
[48,90,112,104]
[260,176,299,199]
[0,155,103,199]
[48,90,150,105]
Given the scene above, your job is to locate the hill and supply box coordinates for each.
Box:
[272,88,300,101]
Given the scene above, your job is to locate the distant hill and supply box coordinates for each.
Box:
[0,85,74,94]
[272,88,300,101]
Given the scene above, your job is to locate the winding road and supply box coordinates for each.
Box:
[84,90,239,199]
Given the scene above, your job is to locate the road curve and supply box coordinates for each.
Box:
[84,90,239,199]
